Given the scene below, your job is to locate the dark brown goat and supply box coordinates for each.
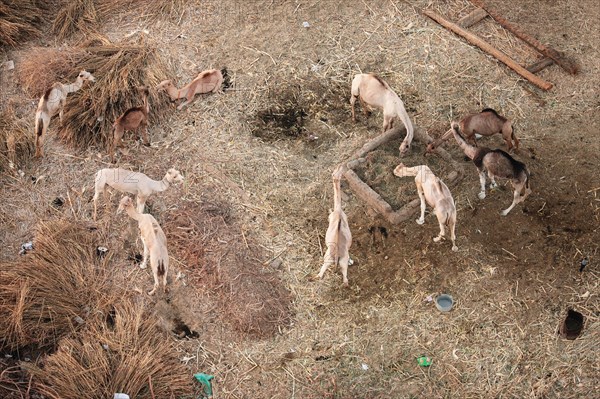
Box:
[427,109,519,153]
[450,122,530,216]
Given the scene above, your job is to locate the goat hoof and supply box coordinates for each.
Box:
[416,218,425,225]
[342,281,349,287]
[478,192,486,200]
[452,245,458,252]
[500,210,509,216]
[433,237,442,242]
[139,263,147,269]
[348,258,354,266]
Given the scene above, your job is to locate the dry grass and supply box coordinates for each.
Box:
[0,107,34,172]
[53,0,98,40]
[0,220,116,352]
[56,36,172,150]
[53,0,187,40]
[27,297,194,398]
[0,0,46,47]
[16,47,81,98]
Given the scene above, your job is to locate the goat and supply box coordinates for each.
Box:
[34,70,96,157]
[93,167,184,220]
[117,196,169,295]
[426,108,518,154]
[109,87,150,163]
[393,163,458,251]
[156,68,224,110]
[350,73,414,155]
[317,164,353,286]
[450,122,531,215]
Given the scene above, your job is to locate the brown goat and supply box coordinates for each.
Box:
[450,122,531,216]
[110,87,150,163]
[156,69,224,110]
[426,109,518,153]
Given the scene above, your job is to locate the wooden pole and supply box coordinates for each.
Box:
[457,8,488,28]
[423,9,553,91]
[526,57,554,74]
[470,0,578,74]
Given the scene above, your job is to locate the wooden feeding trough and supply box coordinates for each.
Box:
[423,0,578,91]
[339,126,463,225]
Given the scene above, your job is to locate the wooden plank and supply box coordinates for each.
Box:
[470,0,578,74]
[423,9,553,91]
[457,8,488,28]
[526,57,554,74]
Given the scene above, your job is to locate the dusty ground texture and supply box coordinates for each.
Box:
[1,0,599,397]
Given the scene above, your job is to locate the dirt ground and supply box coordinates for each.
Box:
[1,0,599,397]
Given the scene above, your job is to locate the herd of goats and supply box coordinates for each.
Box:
[30,67,531,290]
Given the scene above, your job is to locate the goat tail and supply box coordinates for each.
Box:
[157,260,166,276]
[35,116,44,137]
[221,67,231,90]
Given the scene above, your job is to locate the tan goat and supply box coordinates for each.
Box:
[317,164,353,286]
[34,70,96,157]
[93,167,184,220]
[450,122,531,216]
[117,196,169,295]
[426,108,519,153]
[156,68,224,110]
[350,73,414,155]
[109,87,150,163]
[394,163,458,251]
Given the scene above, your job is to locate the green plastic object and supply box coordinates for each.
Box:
[193,373,214,397]
[417,356,432,367]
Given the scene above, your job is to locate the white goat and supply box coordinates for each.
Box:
[350,73,414,155]
[117,196,169,295]
[394,163,458,251]
[156,69,224,110]
[93,168,184,220]
[34,70,96,157]
[450,122,531,215]
[318,164,353,286]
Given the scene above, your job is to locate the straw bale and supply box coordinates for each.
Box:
[0,220,115,351]
[16,47,81,98]
[55,36,172,150]
[0,0,46,47]
[27,298,194,399]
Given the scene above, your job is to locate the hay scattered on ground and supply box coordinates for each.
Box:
[162,190,292,337]
[0,107,34,172]
[27,298,194,399]
[0,0,46,47]
[53,0,187,40]
[0,220,115,352]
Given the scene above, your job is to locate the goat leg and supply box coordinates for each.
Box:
[478,170,487,199]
